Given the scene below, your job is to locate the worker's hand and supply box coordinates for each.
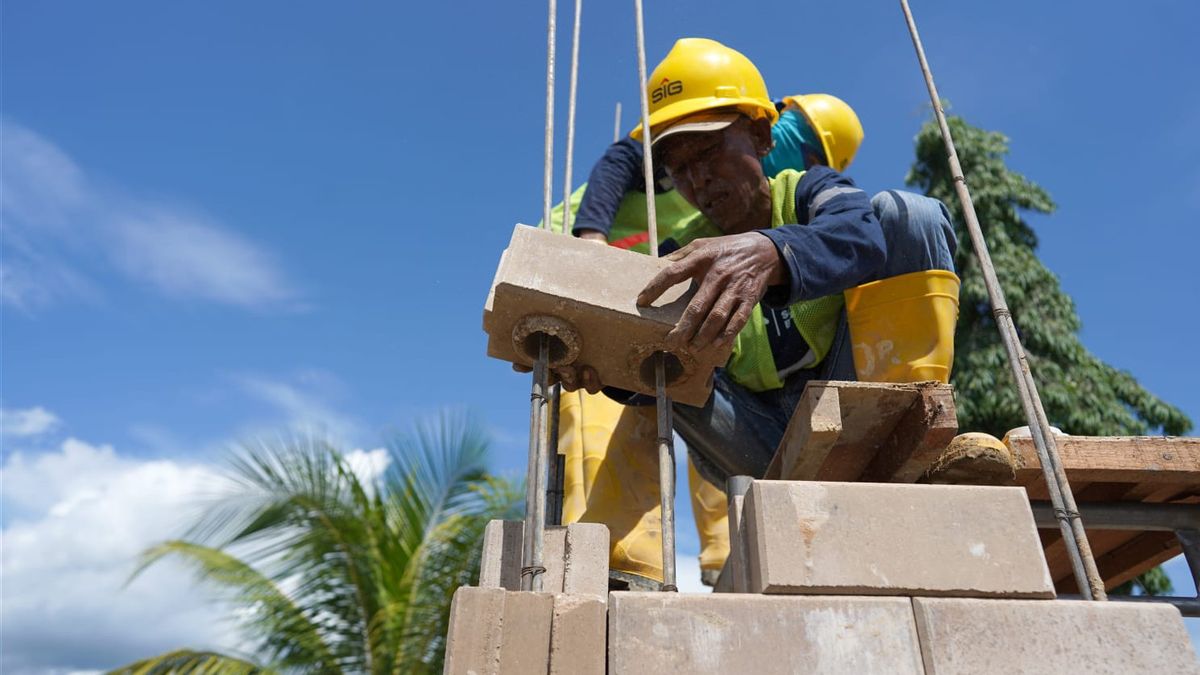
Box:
[637,232,785,352]
[577,230,607,244]
[552,364,602,394]
[511,362,602,394]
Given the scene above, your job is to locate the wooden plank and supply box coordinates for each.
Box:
[772,381,959,482]
[777,383,843,480]
[1010,435,1200,484]
[812,383,923,481]
[1049,532,1181,593]
[861,385,958,483]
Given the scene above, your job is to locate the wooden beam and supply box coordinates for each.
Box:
[861,385,958,482]
[777,383,842,480]
[770,381,957,481]
[1010,436,1200,484]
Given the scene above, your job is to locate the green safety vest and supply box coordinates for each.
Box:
[545,184,697,252]
[672,170,844,392]
[544,171,842,393]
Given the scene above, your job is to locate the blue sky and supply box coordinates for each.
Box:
[3,1,1199,672]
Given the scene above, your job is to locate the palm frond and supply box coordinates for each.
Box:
[108,649,269,675]
[133,541,340,673]
[126,413,520,675]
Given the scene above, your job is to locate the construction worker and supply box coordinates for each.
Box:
[544,88,855,588]
[556,37,960,494]
[548,98,852,586]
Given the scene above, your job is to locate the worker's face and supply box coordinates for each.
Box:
[656,116,773,235]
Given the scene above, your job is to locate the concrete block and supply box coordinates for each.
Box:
[743,481,1055,597]
[608,592,924,674]
[561,522,609,597]
[444,587,605,675]
[723,493,750,594]
[497,592,554,674]
[444,587,506,674]
[549,595,606,675]
[912,597,1199,674]
[483,224,733,406]
[478,520,609,598]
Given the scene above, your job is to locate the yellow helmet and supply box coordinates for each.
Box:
[782,93,864,172]
[630,38,778,142]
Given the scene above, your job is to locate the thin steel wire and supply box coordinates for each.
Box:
[561,0,583,235]
[521,336,551,591]
[540,0,557,233]
[632,0,659,255]
[633,0,675,592]
[522,0,558,592]
[898,0,1106,601]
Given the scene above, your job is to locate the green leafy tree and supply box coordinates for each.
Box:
[110,415,521,675]
[908,114,1191,597]
[907,115,1191,438]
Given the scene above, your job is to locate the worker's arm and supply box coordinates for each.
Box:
[758,166,887,307]
[638,166,885,351]
[572,137,646,238]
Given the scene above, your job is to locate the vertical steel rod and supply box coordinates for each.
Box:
[657,353,677,591]
[633,0,676,592]
[632,0,659,253]
[522,336,551,590]
[540,0,558,234]
[523,0,558,591]
[899,0,1106,600]
[613,101,623,143]
[561,0,583,235]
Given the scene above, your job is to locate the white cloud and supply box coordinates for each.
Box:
[1,405,62,437]
[235,371,362,443]
[0,119,299,310]
[1,438,240,673]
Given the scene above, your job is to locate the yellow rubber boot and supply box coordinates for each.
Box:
[688,458,731,587]
[558,390,664,585]
[843,269,960,384]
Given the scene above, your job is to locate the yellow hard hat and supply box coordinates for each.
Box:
[782,93,864,172]
[630,38,778,142]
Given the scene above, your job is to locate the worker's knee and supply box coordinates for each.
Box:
[871,190,957,278]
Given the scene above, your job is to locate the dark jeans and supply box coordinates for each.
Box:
[677,190,958,486]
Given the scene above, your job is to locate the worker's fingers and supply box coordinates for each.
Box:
[555,366,580,391]
[716,299,755,349]
[637,256,705,308]
[690,289,742,351]
[665,276,721,349]
[581,366,602,395]
[663,241,696,262]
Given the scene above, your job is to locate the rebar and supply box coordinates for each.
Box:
[522,0,559,592]
[898,0,1106,601]
[521,336,551,590]
[656,352,677,591]
[613,102,623,143]
[632,0,676,591]
[560,0,583,235]
[632,0,659,254]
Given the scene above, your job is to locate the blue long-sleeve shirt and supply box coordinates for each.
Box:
[758,165,886,306]
[571,137,666,236]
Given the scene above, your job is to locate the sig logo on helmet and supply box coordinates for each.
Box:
[651,77,683,104]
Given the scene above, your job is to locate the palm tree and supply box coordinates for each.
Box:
[110,414,521,674]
